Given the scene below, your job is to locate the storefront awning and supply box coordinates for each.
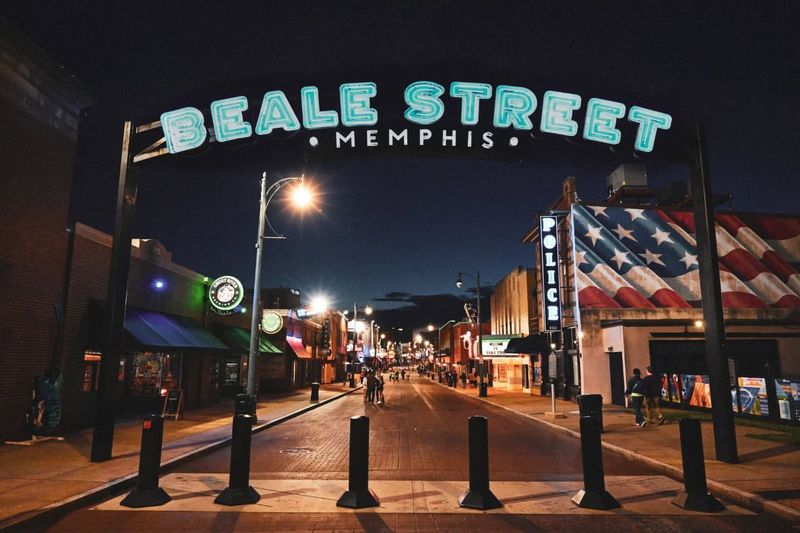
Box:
[213,325,281,354]
[505,334,546,355]
[124,308,228,350]
[286,336,312,359]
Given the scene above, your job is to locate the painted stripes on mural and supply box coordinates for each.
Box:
[570,204,800,309]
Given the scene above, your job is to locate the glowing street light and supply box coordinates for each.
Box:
[427,324,435,332]
[247,172,315,397]
[310,294,330,315]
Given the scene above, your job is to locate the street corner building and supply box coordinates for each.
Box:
[521,172,800,424]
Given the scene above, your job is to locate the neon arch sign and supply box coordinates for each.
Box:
[160,81,672,156]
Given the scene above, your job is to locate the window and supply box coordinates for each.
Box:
[82,351,101,392]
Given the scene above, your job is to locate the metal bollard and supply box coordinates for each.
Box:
[349,375,356,388]
[438,371,443,383]
[215,414,260,505]
[310,382,320,402]
[120,415,171,508]
[234,393,256,417]
[572,416,620,509]
[672,418,725,512]
[459,416,502,509]
[337,416,380,508]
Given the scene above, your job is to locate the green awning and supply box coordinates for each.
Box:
[214,325,281,354]
[124,308,228,350]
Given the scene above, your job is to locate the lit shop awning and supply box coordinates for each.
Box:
[124,308,228,350]
[286,336,312,359]
[213,325,281,354]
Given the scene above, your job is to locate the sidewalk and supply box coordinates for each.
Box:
[0,383,358,529]
[429,376,800,522]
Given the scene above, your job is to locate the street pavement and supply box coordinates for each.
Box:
[0,384,355,530]
[41,374,795,532]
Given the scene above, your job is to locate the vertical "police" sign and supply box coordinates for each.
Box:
[540,216,562,331]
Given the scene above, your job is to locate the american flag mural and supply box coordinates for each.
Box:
[570,204,800,309]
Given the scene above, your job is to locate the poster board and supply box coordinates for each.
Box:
[162,389,184,421]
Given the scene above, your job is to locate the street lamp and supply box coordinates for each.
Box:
[456,271,487,397]
[307,294,330,402]
[349,303,373,374]
[247,173,315,398]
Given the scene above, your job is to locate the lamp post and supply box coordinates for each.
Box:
[246,173,313,398]
[350,304,372,372]
[457,271,486,397]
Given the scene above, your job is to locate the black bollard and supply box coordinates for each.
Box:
[215,414,260,505]
[349,374,356,388]
[672,418,725,512]
[438,371,442,383]
[234,393,256,417]
[310,382,320,402]
[572,416,620,509]
[337,416,380,508]
[120,415,171,508]
[459,416,502,510]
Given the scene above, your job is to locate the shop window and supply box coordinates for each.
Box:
[130,352,181,396]
[82,351,101,392]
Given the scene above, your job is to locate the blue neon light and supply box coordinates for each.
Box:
[255,91,300,135]
[450,82,492,126]
[583,98,626,145]
[210,96,252,143]
[161,107,207,153]
[403,81,445,125]
[493,85,537,129]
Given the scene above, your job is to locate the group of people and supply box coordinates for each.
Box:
[359,366,412,405]
[625,366,665,427]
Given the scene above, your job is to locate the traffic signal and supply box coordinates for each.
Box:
[320,319,330,348]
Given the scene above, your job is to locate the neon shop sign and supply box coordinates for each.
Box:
[160,81,672,155]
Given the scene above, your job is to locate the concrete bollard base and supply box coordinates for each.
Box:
[571,488,620,510]
[120,487,171,508]
[672,491,725,513]
[336,489,380,509]
[545,411,566,419]
[214,486,260,506]
[459,488,502,510]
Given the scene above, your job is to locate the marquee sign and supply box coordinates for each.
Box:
[160,81,672,156]
[540,216,562,331]
[208,276,244,315]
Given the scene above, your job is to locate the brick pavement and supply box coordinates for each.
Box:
[426,374,800,522]
[0,384,356,529]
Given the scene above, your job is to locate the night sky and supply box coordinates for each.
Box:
[5,3,799,331]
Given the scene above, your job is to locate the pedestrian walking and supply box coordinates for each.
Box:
[401,369,405,381]
[376,371,385,404]
[362,372,369,403]
[643,366,665,425]
[625,368,647,427]
[367,371,378,404]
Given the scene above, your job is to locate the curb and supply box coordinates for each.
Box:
[427,376,800,524]
[0,386,363,532]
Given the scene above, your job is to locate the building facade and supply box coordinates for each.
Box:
[0,25,93,441]
[523,171,800,423]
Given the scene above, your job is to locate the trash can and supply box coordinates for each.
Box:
[234,393,257,417]
[577,394,603,432]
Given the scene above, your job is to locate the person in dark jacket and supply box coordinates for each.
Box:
[625,368,647,427]
[643,366,665,425]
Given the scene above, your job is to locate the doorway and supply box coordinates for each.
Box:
[609,351,625,406]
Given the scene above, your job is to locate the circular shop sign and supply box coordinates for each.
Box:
[261,310,284,334]
[209,276,244,314]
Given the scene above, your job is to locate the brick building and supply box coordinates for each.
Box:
[0,24,93,441]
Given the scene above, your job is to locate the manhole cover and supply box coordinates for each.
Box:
[279,447,313,454]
